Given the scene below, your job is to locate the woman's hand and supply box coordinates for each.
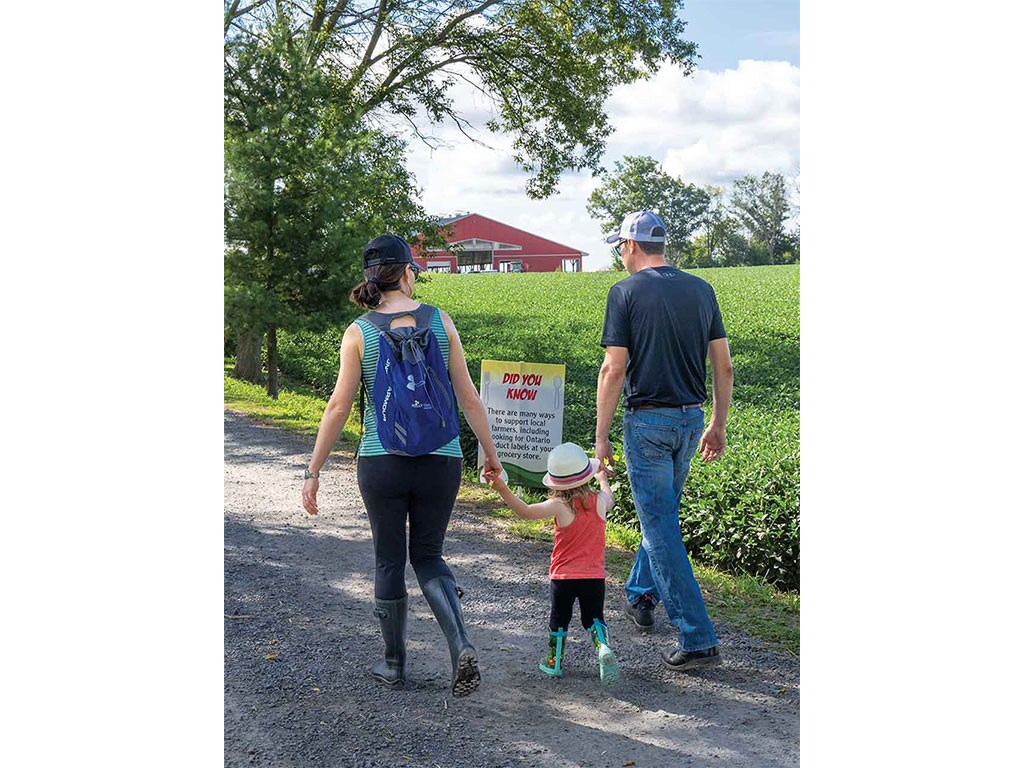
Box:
[302,477,319,516]
[482,450,503,483]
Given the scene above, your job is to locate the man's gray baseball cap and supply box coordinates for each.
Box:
[603,210,667,244]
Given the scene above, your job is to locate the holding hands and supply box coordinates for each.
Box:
[481,449,504,484]
[594,437,616,477]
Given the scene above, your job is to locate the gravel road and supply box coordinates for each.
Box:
[224,410,799,768]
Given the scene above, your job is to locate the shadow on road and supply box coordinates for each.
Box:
[224,409,798,768]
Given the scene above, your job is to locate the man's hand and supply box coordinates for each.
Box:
[302,477,319,515]
[595,437,616,477]
[698,424,726,462]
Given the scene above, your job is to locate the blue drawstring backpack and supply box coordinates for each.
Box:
[360,306,460,456]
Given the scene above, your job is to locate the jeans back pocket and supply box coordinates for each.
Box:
[631,422,679,460]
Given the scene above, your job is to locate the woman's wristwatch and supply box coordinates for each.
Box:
[304,469,320,479]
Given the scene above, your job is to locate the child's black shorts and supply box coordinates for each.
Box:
[549,578,605,631]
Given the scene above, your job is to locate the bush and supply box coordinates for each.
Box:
[275,327,348,395]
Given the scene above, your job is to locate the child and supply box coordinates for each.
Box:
[488,442,619,687]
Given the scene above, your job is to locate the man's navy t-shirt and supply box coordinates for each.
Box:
[600,265,727,409]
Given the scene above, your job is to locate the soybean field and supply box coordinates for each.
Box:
[277,265,800,591]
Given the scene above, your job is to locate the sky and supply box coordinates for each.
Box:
[401,1,800,270]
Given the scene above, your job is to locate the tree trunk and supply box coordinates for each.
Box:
[266,326,279,400]
[233,331,264,383]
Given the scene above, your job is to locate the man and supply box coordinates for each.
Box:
[594,210,734,672]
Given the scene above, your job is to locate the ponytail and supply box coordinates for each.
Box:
[349,263,407,309]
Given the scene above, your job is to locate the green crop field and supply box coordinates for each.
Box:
[276,264,800,591]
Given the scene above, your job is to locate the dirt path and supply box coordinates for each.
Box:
[224,411,799,768]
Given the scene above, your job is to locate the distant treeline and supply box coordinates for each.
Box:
[588,157,799,270]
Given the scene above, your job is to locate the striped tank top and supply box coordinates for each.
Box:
[354,303,463,458]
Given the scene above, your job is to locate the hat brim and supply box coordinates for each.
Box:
[542,458,601,489]
[364,258,424,272]
[604,232,623,244]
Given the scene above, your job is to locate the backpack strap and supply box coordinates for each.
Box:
[358,303,435,332]
[412,303,435,327]
[353,315,380,437]
[358,379,366,436]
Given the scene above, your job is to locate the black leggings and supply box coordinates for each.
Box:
[549,578,606,631]
[356,453,463,600]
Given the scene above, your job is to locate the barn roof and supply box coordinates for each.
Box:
[434,212,584,256]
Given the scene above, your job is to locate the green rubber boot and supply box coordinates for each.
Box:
[589,619,620,687]
[540,628,567,677]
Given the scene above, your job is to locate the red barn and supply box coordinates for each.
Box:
[411,213,587,273]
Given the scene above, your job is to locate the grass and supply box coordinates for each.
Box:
[224,367,799,655]
[223,362,362,447]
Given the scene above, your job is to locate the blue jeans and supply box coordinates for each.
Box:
[623,406,718,652]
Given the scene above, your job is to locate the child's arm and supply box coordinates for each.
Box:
[489,479,562,520]
[596,471,613,499]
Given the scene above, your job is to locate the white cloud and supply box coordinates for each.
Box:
[402,59,800,270]
[605,60,800,185]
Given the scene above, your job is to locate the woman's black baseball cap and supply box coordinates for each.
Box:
[362,234,423,272]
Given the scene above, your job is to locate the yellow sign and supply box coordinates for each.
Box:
[477,360,566,488]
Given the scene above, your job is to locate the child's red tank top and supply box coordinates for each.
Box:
[549,492,606,580]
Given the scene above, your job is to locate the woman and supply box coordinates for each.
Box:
[301,234,503,698]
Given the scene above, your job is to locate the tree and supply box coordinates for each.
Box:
[692,215,750,267]
[729,172,791,264]
[225,2,698,388]
[696,185,729,265]
[716,218,751,267]
[775,229,800,264]
[225,2,698,198]
[225,18,439,396]
[587,155,710,268]
[745,237,772,266]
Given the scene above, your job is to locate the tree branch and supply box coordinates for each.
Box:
[396,110,445,151]
[321,0,354,38]
[225,0,271,35]
[350,0,389,80]
[361,0,505,89]
[442,102,496,149]
[362,54,474,113]
[308,0,327,35]
[225,0,241,34]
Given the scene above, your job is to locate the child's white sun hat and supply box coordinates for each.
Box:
[542,443,601,489]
